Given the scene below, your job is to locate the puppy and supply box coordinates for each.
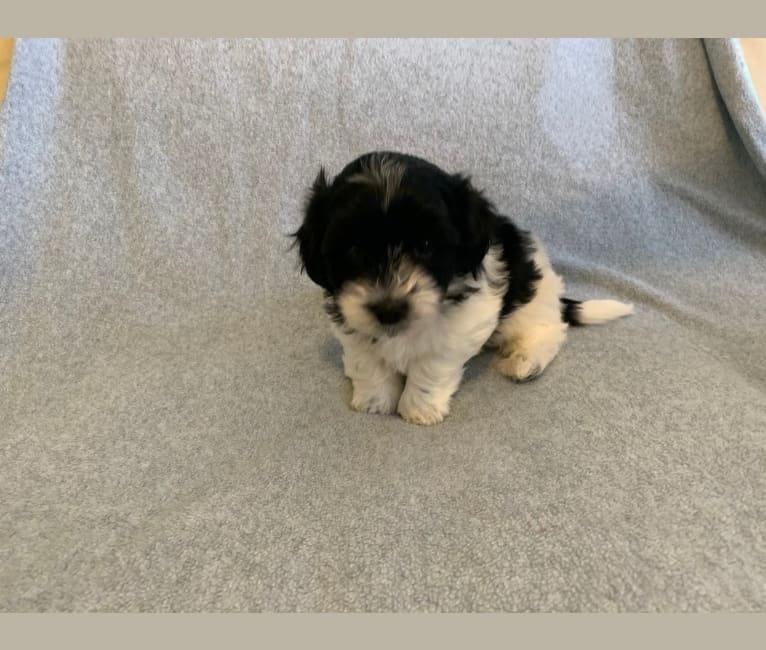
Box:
[294,151,633,426]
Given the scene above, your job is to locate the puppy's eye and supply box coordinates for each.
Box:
[415,239,432,255]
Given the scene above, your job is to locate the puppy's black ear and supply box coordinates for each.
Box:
[294,168,333,290]
[448,174,495,276]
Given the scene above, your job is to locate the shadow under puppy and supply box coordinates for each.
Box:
[294,152,633,426]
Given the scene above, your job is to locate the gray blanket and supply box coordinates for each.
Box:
[1,38,764,612]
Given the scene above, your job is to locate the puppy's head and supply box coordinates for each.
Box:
[294,152,495,338]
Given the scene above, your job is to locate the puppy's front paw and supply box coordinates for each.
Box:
[351,392,398,415]
[397,392,449,426]
[350,381,403,415]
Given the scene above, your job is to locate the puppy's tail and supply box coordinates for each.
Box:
[560,298,634,326]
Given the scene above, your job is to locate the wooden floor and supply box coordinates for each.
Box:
[0,38,15,103]
[740,38,766,112]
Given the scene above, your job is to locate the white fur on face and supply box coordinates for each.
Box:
[334,246,509,425]
[336,255,442,339]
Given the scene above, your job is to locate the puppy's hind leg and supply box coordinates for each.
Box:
[494,248,568,382]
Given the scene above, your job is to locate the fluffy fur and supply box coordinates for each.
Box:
[294,151,633,426]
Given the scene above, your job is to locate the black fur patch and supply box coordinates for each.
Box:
[560,298,584,326]
[295,151,547,329]
[295,151,495,296]
[493,224,543,318]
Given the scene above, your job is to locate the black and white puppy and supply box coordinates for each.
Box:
[294,151,633,426]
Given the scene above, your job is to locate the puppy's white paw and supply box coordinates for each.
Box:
[397,392,449,426]
[351,392,399,415]
[495,350,543,383]
[350,382,403,415]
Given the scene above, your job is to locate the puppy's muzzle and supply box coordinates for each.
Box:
[367,299,410,326]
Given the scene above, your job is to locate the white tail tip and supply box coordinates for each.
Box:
[578,299,634,325]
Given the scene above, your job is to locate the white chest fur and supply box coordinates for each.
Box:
[334,246,508,376]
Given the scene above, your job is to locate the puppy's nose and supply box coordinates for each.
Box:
[368,300,410,325]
